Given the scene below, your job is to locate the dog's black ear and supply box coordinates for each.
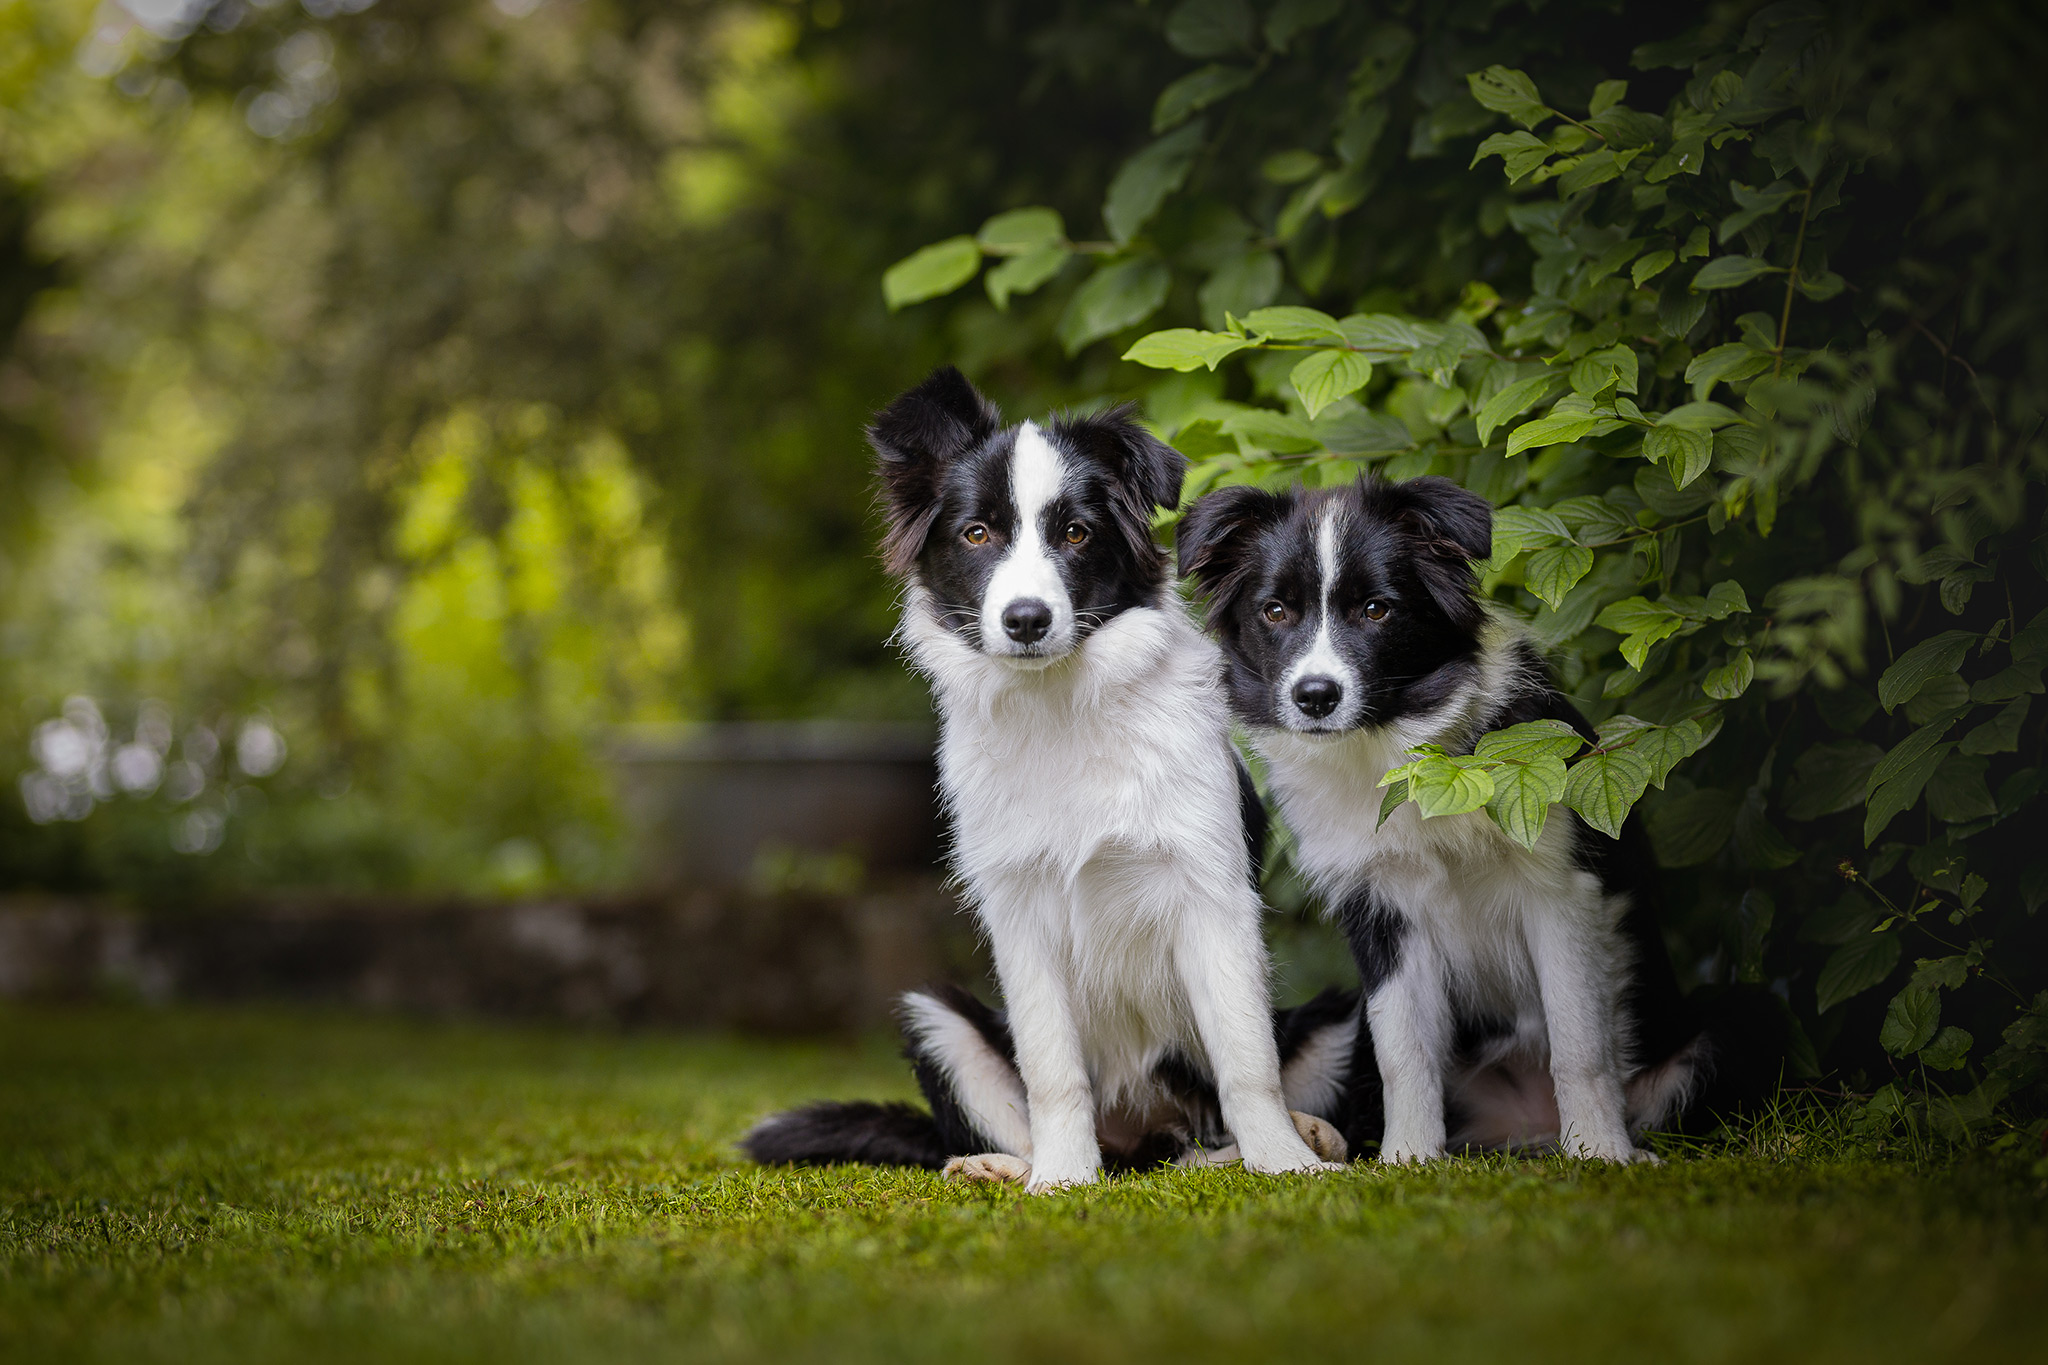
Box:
[1048,404,1187,514]
[1378,475,1494,630]
[867,366,1002,574]
[1178,484,1292,628]
[1389,475,1494,560]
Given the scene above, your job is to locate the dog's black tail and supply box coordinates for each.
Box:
[740,1100,950,1170]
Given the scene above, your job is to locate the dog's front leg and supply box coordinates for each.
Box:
[984,910,1100,1193]
[1525,903,1638,1161]
[1366,929,1451,1163]
[1176,896,1338,1174]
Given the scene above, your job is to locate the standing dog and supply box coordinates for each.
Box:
[1178,475,1716,1163]
[744,368,1346,1191]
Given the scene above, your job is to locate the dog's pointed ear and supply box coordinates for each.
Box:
[1177,484,1292,626]
[1048,404,1186,514]
[1389,475,1494,560]
[867,367,1001,574]
[1379,475,1494,629]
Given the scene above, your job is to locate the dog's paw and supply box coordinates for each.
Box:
[1290,1111,1349,1164]
[1022,1167,1096,1195]
[942,1152,1031,1186]
[1376,1139,1445,1165]
[1562,1134,1645,1164]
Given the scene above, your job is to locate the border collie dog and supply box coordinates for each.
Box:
[744,368,1347,1191]
[1178,475,1711,1163]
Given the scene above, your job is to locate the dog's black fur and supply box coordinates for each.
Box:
[1179,476,1783,1155]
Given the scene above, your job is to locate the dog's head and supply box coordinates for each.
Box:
[1178,475,1494,733]
[869,367,1185,667]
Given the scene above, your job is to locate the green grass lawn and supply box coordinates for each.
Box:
[2,1004,2043,1364]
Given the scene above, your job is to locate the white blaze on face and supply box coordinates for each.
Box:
[980,421,1075,662]
[1282,504,1364,728]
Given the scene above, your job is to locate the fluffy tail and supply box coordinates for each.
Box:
[740,1100,950,1170]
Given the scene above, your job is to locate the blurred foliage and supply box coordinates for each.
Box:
[0,0,1179,896]
[891,0,2048,1128]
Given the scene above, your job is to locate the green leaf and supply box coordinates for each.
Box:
[1152,64,1255,133]
[1264,0,1341,51]
[1588,79,1628,117]
[1595,597,1686,670]
[1056,258,1172,355]
[1569,344,1639,398]
[1920,1026,1973,1071]
[882,236,983,310]
[1816,932,1901,1013]
[1703,650,1753,699]
[1261,149,1324,183]
[1656,401,1745,431]
[1880,986,1940,1057]
[1470,130,1552,182]
[1911,955,1969,991]
[1784,740,1884,821]
[1863,742,1954,846]
[1867,710,1968,795]
[1466,65,1550,129]
[1704,580,1750,617]
[1485,754,1569,850]
[1524,544,1594,611]
[976,207,1065,256]
[1691,255,1785,291]
[1562,747,1654,839]
[1877,630,1980,712]
[1122,328,1253,372]
[1377,776,1409,829]
[1476,374,1566,445]
[1632,249,1676,287]
[985,245,1067,309]
[1244,305,1345,341]
[1165,0,1253,58]
[1505,408,1600,457]
[1290,350,1373,418]
[1644,786,1740,867]
[1103,121,1206,244]
[1339,313,1424,352]
[1408,756,1496,818]
[1684,343,1773,400]
[1643,424,1712,488]
[1794,270,1845,301]
[1926,752,1996,823]
[1474,719,1585,765]
[1627,718,1705,787]
[1960,696,2031,755]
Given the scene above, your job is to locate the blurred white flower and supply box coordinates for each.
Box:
[31,720,93,779]
[111,743,164,795]
[235,719,288,776]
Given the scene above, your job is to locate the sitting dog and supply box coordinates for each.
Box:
[1178,475,1720,1163]
[744,368,1345,1190]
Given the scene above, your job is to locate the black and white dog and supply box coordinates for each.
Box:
[744,368,1349,1190]
[1179,475,1715,1163]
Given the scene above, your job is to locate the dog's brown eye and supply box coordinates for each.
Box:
[1362,600,1389,621]
[964,524,989,545]
[1262,601,1288,623]
[1065,522,1088,546]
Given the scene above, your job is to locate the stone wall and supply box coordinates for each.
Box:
[0,878,990,1034]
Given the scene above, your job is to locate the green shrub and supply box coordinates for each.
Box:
[885,0,2048,1140]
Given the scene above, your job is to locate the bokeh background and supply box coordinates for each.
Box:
[0,1,1163,896]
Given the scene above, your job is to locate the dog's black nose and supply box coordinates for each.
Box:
[1001,598,1053,644]
[1292,676,1343,719]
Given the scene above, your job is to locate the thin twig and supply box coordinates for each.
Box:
[1772,183,1816,377]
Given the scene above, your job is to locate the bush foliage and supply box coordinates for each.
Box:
[888,0,2048,1136]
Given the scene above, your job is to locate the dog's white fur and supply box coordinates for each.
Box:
[895,429,1333,1192]
[1257,604,1673,1164]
